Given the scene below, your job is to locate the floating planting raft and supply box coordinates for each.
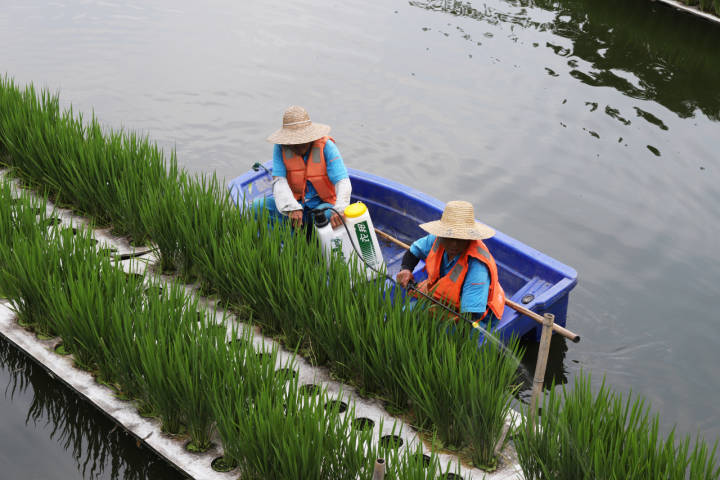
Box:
[665,0,720,21]
[0,178,473,479]
[0,77,523,473]
[1,77,719,479]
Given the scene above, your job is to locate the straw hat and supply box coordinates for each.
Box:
[266,105,331,145]
[419,201,495,240]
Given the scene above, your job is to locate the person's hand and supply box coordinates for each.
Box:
[396,269,414,288]
[330,211,344,228]
[289,210,303,228]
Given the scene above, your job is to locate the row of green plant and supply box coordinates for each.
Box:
[515,374,720,479]
[0,181,457,479]
[0,76,521,469]
[679,0,720,17]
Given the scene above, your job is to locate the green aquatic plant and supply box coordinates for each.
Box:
[132,283,207,437]
[456,328,521,469]
[380,440,446,480]
[0,183,54,301]
[0,183,49,243]
[164,310,230,451]
[382,298,522,468]
[218,376,378,480]
[139,173,240,279]
[138,174,188,272]
[0,78,554,467]
[1,175,481,479]
[698,0,713,11]
[0,225,62,336]
[515,372,720,480]
[145,178,525,458]
[41,227,138,372]
[209,325,298,462]
[190,204,297,332]
[0,77,176,243]
[93,281,154,404]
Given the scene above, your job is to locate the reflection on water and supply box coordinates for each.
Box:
[517,335,569,403]
[535,0,720,121]
[412,0,720,121]
[0,338,184,480]
[410,0,550,33]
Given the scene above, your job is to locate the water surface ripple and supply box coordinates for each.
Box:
[1,0,719,470]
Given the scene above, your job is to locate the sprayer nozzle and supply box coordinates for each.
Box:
[312,209,329,228]
[252,162,261,171]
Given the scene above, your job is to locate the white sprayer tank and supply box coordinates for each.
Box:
[342,202,385,279]
[314,202,385,280]
[314,210,351,266]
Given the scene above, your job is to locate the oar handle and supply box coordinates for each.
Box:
[505,299,580,343]
[375,228,410,249]
[374,228,581,343]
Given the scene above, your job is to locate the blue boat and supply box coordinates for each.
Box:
[228,162,578,343]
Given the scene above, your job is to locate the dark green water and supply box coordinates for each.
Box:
[1,0,719,476]
[0,337,184,479]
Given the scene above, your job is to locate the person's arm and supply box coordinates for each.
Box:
[396,235,435,288]
[324,140,351,226]
[324,140,348,183]
[460,259,490,315]
[270,144,303,217]
[272,176,302,215]
[396,249,420,288]
[325,177,352,228]
[401,249,421,272]
[332,177,351,214]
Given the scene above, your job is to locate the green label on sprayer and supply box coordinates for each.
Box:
[331,238,345,261]
[353,221,377,267]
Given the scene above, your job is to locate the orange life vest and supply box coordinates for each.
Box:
[424,237,505,320]
[281,136,337,204]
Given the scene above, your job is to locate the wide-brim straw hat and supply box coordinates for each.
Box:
[266,105,331,145]
[419,200,495,240]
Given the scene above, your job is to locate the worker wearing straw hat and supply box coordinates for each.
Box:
[396,201,506,326]
[257,105,351,229]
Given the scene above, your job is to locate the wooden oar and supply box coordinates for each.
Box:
[374,227,581,343]
[506,298,580,343]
